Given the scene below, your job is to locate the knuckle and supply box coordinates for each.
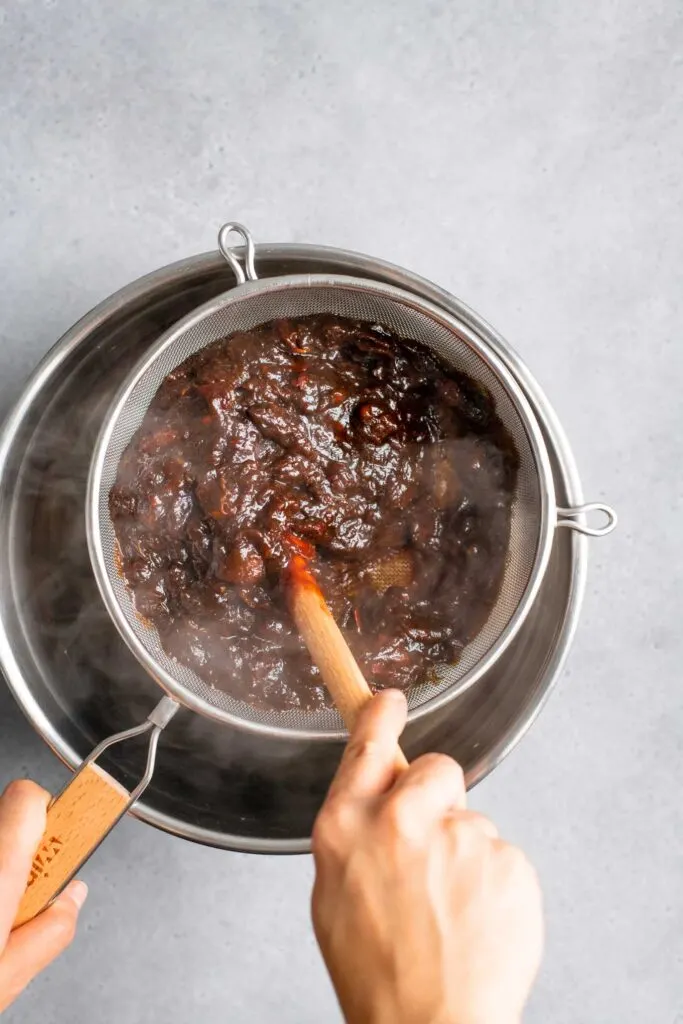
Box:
[463,810,497,837]
[451,811,484,836]
[380,794,421,843]
[408,753,466,806]
[498,840,532,877]
[311,800,354,858]
[507,843,528,869]
[450,758,465,790]
[450,817,486,852]
[414,752,464,786]
[495,842,542,906]
[310,818,331,858]
[343,738,379,764]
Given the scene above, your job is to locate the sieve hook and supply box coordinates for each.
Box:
[556,502,617,537]
[218,222,258,284]
[12,696,179,929]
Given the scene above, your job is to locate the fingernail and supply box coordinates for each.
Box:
[383,688,406,704]
[63,880,88,910]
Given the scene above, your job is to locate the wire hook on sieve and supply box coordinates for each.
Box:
[218,222,258,284]
[556,503,617,537]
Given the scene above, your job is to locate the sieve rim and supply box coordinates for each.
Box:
[87,273,556,741]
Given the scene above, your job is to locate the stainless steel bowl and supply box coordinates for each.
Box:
[0,243,588,852]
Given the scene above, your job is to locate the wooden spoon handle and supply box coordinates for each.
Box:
[287,557,408,769]
[13,763,130,929]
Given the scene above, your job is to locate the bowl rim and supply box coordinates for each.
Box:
[0,241,587,852]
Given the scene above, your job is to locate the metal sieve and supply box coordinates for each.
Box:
[87,223,616,742]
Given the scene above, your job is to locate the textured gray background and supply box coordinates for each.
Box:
[1,1,681,1021]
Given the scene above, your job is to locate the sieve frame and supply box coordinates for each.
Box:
[87,272,556,742]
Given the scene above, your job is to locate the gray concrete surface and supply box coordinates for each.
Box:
[1,1,681,1021]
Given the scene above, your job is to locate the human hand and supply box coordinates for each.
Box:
[0,780,88,1013]
[312,690,543,1024]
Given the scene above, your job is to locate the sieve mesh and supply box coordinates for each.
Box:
[89,274,553,737]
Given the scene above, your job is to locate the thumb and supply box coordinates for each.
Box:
[0,881,88,1013]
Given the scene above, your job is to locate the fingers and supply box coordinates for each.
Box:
[327,690,408,803]
[0,781,50,939]
[0,780,89,1013]
[0,881,87,1013]
[382,753,467,835]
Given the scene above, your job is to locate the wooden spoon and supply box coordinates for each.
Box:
[285,553,408,769]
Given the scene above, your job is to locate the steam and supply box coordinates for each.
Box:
[6,323,323,846]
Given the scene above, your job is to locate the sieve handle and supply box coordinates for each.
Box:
[13,696,178,929]
[13,764,130,929]
[287,557,409,770]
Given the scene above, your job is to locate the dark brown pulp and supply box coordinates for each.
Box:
[109,315,518,712]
